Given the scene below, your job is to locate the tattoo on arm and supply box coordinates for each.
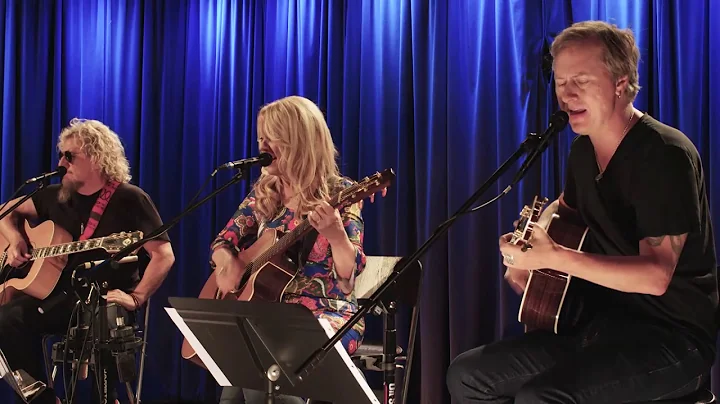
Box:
[645,235,665,246]
[669,235,685,256]
[645,234,686,256]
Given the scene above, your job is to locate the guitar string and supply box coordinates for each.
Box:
[31,236,109,259]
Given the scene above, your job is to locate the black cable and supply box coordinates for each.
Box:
[432,186,511,231]
[186,170,218,207]
[0,182,26,216]
[62,302,79,404]
[69,305,94,403]
[70,284,101,404]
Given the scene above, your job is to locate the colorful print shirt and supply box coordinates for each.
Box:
[209,178,366,354]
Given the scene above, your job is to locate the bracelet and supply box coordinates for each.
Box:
[130,293,142,310]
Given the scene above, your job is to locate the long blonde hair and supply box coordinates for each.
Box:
[252,96,341,221]
[59,118,132,183]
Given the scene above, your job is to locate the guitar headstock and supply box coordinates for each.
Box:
[510,196,548,243]
[332,168,395,209]
[101,231,144,253]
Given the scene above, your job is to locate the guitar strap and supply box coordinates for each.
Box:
[295,179,346,266]
[79,180,121,241]
[298,227,319,266]
[260,216,318,269]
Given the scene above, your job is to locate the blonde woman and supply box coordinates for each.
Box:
[211,96,379,404]
[0,119,175,404]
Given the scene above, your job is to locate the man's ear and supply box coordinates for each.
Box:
[615,75,629,97]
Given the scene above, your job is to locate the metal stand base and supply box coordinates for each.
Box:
[265,364,281,404]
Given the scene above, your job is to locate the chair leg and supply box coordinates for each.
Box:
[134,298,151,404]
[41,335,55,389]
[400,300,421,404]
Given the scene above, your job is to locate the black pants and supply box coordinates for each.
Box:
[446,313,713,403]
[0,291,120,404]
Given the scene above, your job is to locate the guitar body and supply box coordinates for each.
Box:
[518,203,589,334]
[180,229,299,367]
[0,220,141,307]
[0,221,70,305]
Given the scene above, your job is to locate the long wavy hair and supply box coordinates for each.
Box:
[252,96,341,221]
[58,118,132,183]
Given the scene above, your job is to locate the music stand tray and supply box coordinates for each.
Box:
[166,297,380,404]
[0,349,46,403]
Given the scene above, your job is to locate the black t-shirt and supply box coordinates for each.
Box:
[562,114,718,351]
[30,182,169,292]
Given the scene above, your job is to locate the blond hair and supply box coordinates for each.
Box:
[551,20,641,101]
[59,119,132,183]
[252,96,341,221]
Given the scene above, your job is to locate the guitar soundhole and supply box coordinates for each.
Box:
[0,262,30,282]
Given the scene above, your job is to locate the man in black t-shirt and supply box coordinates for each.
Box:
[0,119,175,404]
[447,21,717,403]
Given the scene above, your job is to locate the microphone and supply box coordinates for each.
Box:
[510,111,569,186]
[71,256,139,283]
[25,166,67,184]
[217,153,274,170]
[76,255,139,270]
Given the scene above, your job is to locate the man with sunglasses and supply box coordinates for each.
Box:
[0,118,175,404]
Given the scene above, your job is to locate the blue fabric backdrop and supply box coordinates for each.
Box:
[1,1,718,403]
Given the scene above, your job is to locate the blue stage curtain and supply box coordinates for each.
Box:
[1,1,718,403]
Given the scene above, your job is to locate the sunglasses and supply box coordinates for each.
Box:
[58,150,74,163]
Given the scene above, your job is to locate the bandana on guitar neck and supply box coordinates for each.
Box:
[79,180,121,240]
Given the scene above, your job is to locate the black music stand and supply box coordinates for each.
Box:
[0,348,46,403]
[165,297,379,404]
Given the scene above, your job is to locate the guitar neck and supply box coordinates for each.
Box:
[30,237,108,261]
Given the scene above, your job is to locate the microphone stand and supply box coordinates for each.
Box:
[293,131,547,394]
[0,180,48,222]
[73,165,251,403]
[85,166,250,274]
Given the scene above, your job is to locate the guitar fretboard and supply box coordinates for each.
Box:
[30,238,106,260]
[511,197,547,244]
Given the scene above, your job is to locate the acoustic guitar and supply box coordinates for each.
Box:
[0,219,143,305]
[511,196,589,334]
[182,169,395,367]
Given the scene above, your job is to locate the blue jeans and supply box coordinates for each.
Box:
[446,313,713,403]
